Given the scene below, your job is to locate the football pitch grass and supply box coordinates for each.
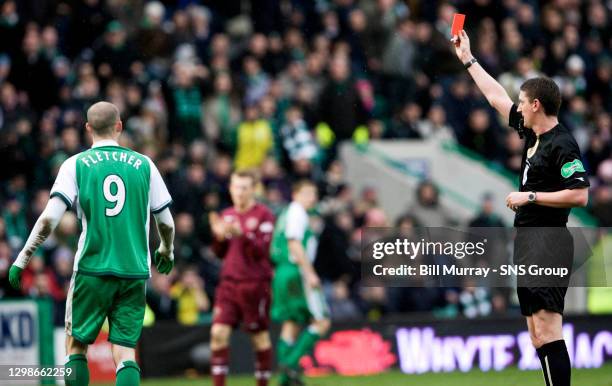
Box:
[101,364,612,386]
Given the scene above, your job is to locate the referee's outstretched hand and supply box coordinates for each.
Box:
[452,30,472,63]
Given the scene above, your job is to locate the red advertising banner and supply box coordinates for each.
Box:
[302,329,396,376]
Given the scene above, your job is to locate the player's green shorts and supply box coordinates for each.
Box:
[65,272,146,348]
[271,264,329,325]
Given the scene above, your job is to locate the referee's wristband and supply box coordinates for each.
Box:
[464,57,477,69]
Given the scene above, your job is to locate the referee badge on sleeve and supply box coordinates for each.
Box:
[561,159,585,178]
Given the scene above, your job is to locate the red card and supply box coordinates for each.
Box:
[451,13,466,36]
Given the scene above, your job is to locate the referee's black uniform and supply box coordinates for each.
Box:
[508,104,590,316]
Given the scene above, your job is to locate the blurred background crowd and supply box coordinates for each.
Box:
[0,0,610,326]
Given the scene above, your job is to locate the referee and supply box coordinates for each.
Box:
[452,30,589,386]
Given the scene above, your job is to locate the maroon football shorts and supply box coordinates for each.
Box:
[212,279,271,333]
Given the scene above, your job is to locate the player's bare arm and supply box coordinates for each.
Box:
[452,30,513,121]
[153,207,175,274]
[9,197,68,288]
[288,239,320,289]
[185,271,210,312]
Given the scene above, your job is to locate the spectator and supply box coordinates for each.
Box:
[9,26,57,111]
[278,58,305,100]
[93,21,139,81]
[173,163,208,216]
[173,212,203,266]
[0,240,20,298]
[417,104,455,141]
[498,56,541,101]
[442,77,472,138]
[585,113,611,174]
[409,181,457,227]
[469,193,505,228]
[163,62,206,143]
[242,56,270,106]
[388,102,422,139]
[203,72,242,152]
[318,54,366,141]
[2,194,27,250]
[147,272,178,322]
[460,108,500,160]
[170,266,211,325]
[315,210,356,285]
[381,18,416,109]
[234,103,274,170]
[279,104,319,175]
[135,1,173,62]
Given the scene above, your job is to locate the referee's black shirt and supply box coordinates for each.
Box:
[509,104,590,227]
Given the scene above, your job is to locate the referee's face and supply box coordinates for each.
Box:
[517,91,534,128]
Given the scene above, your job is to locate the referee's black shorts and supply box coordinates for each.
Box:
[513,227,574,316]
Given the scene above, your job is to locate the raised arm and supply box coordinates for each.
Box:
[452,30,513,121]
[9,197,68,288]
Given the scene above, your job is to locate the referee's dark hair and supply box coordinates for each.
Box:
[520,77,562,117]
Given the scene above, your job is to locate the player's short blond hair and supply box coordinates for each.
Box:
[291,179,316,194]
[87,101,120,135]
[231,169,259,186]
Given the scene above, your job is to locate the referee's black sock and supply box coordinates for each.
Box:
[536,339,571,386]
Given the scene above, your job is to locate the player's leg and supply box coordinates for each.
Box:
[271,265,308,384]
[278,321,301,360]
[65,273,115,386]
[250,331,273,386]
[242,281,273,386]
[210,323,233,386]
[65,336,89,386]
[278,321,302,386]
[283,285,331,373]
[283,321,330,372]
[111,345,140,386]
[531,309,569,386]
[107,277,146,386]
[210,281,239,386]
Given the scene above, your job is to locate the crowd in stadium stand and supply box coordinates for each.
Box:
[0,0,610,325]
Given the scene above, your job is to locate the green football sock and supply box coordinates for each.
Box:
[65,354,89,386]
[277,338,294,385]
[285,327,320,369]
[116,360,140,386]
[277,338,294,366]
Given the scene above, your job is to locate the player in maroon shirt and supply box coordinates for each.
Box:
[208,170,275,386]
